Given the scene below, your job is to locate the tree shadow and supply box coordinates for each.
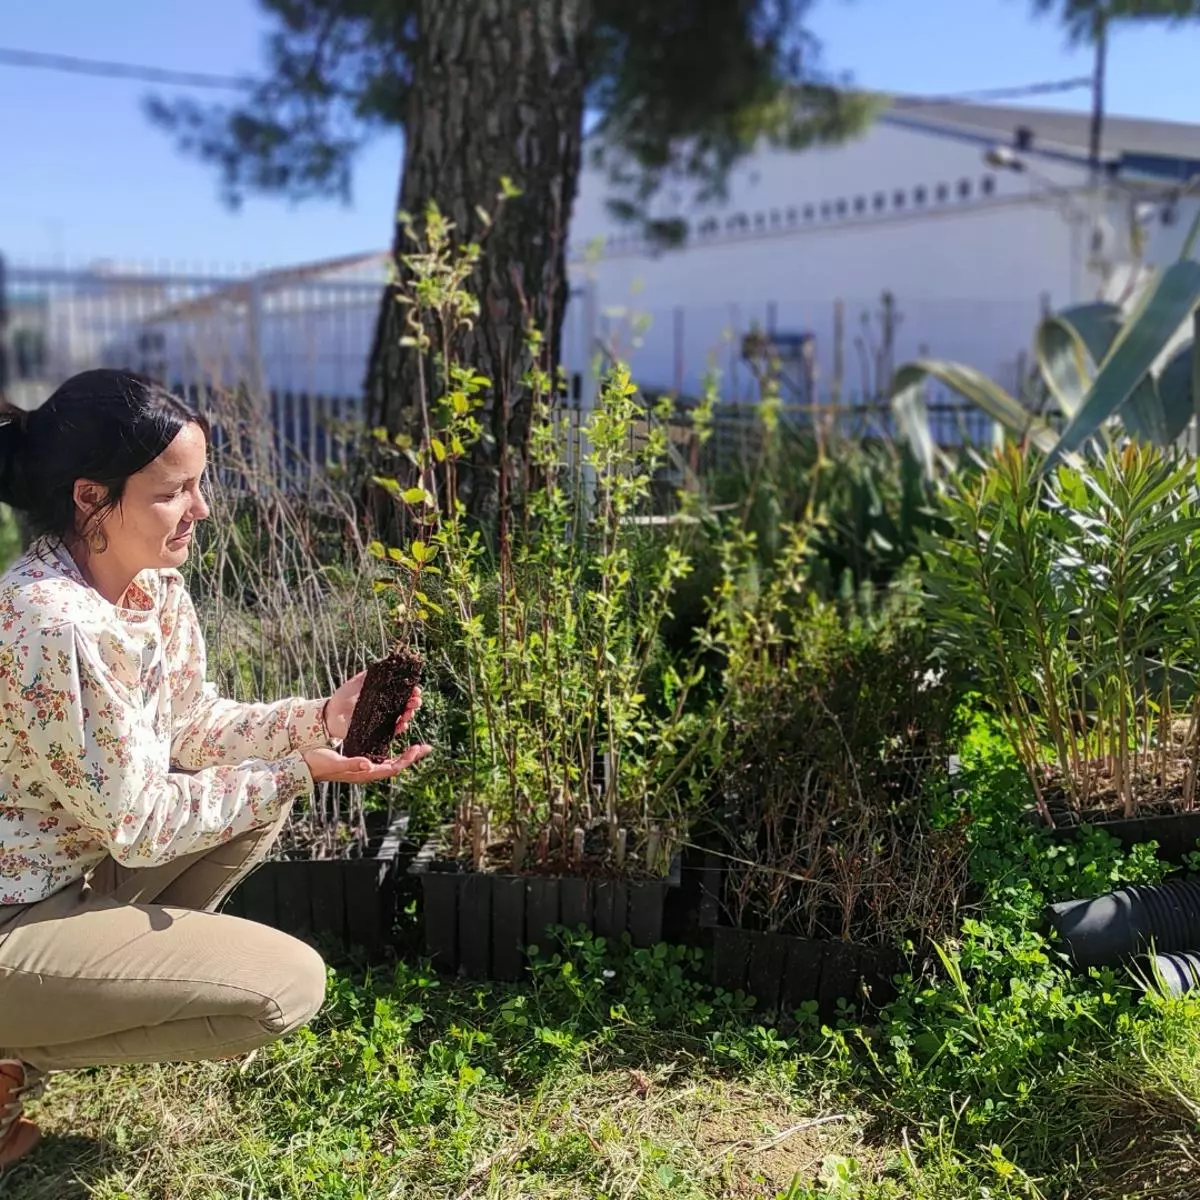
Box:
[4,1132,118,1200]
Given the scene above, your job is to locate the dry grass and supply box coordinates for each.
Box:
[9,1056,871,1200]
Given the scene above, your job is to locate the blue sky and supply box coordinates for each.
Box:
[1,0,1196,268]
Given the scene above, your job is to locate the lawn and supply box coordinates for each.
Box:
[12,730,1200,1200]
[10,951,870,1200]
[12,939,1200,1200]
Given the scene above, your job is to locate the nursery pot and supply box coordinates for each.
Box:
[409,841,682,982]
[222,813,413,956]
[698,854,903,1020]
[1046,877,1200,969]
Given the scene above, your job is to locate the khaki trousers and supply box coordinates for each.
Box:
[0,806,327,1071]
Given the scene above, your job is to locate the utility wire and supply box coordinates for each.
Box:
[897,77,1093,105]
[0,46,255,90]
[0,43,1093,107]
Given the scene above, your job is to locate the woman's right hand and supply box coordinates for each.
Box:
[301,742,432,784]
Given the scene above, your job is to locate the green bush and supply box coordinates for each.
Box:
[924,442,1200,823]
[705,583,967,945]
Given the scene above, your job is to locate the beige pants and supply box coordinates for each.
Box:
[0,807,327,1071]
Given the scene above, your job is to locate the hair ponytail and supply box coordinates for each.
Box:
[0,403,31,512]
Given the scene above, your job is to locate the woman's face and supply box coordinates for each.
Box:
[79,422,211,576]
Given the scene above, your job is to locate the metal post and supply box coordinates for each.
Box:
[730,303,741,402]
[832,299,845,406]
[246,276,267,403]
[0,256,8,402]
[1192,308,1199,456]
[673,305,684,394]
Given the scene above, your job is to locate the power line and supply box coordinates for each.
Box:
[897,77,1093,105]
[0,46,256,91]
[0,43,1095,109]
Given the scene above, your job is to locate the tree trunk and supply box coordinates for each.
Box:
[364,0,589,520]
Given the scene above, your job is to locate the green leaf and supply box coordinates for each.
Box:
[1036,302,1122,418]
[1050,261,1200,462]
[890,360,1058,477]
[430,437,447,462]
[1156,340,1198,446]
[1120,375,1171,446]
[401,486,431,506]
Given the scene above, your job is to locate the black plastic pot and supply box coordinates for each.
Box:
[222,813,412,956]
[707,923,902,1019]
[1046,877,1200,969]
[409,842,682,981]
[698,854,902,1019]
[1034,810,1200,866]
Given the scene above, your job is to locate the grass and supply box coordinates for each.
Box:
[14,926,1200,1200]
[9,955,871,1200]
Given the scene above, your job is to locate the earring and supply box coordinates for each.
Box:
[86,528,107,554]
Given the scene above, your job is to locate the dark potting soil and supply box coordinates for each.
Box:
[342,648,423,762]
[429,825,669,881]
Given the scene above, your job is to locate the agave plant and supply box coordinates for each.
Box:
[891,252,1200,476]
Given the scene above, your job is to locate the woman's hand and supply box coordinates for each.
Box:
[302,741,432,784]
[311,682,428,782]
[323,675,424,743]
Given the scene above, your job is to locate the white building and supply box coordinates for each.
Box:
[562,96,1200,405]
[2,254,386,412]
[6,97,1197,425]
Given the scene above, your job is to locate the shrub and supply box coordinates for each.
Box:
[924,442,1200,822]
[698,516,967,945]
[368,206,713,876]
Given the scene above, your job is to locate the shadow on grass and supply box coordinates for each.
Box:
[5,1132,117,1200]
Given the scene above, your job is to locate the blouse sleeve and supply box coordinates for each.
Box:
[23,621,312,868]
[163,578,333,770]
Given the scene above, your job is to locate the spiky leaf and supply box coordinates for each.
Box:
[890,359,1058,476]
[1049,261,1200,462]
[1035,302,1123,417]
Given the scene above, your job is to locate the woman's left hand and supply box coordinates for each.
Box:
[323,673,423,742]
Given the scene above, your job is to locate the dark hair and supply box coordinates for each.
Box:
[0,369,208,545]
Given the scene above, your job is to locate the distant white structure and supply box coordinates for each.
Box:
[5,97,1197,420]
[3,254,386,410]
[563,97,1200,403]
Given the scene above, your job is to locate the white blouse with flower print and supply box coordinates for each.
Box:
[0,540,331,905]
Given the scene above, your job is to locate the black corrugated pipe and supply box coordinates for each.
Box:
[1046,878,1200,970]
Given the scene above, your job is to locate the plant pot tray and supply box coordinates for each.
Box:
[1033,809,1200,865]
[698,854,903,1019]
[222,813,412,955]
[408,840,682,981]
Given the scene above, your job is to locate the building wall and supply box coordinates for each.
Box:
[562,119,1129,402]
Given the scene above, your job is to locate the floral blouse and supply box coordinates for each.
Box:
[0,540,331,905]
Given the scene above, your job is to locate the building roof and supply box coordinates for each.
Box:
[884,96,1200,177]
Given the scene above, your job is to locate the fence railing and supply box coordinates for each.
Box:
[1,255,1008,496]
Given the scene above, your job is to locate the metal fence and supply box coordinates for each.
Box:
[0,255,386,491]
[0,255,1009,494]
